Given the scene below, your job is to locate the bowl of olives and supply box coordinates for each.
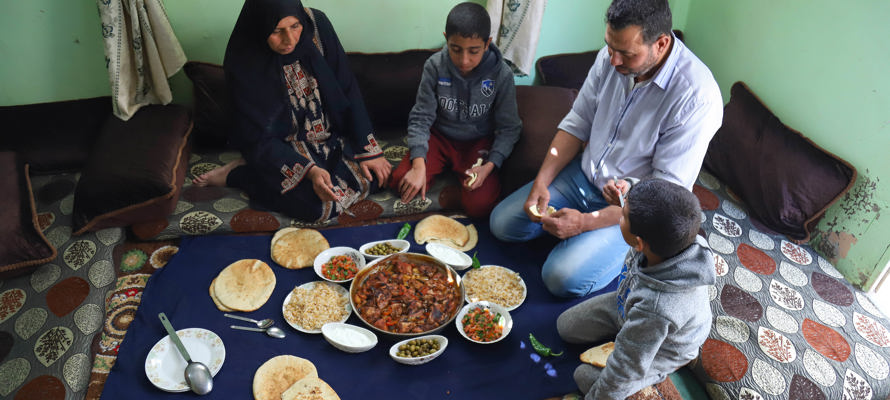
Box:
[359,239,410,261]
[388,334,448,365]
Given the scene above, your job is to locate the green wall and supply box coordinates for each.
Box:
[2,0,885,288]
[685,0,890,289]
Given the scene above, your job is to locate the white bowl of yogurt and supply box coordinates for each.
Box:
[321,322,378,353]
[425,243,473,270]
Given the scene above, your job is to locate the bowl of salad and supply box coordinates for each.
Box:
[314,246,366,283]
[455,301,512,344]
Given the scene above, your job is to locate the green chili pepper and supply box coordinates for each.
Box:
[396,223,411,240]
[529,333,563,357]
[471,251,481,269]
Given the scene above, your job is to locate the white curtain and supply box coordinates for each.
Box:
[97,0,187,121]
[487,0,547,76]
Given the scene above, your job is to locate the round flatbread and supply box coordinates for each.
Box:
[580,341,615,368]
[271,229,330,269]
[253,355,318,400]
[415,215,477,251]
[214,259,276,312]
[281,376,340,400]
[209,278,234,312]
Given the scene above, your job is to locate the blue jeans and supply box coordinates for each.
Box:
[489,159,629,297]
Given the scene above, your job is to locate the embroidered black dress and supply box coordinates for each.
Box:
[223,0,383,222]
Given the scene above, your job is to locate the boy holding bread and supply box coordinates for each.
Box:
[556,178,715,399]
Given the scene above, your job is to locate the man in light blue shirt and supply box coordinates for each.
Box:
[490,0,722,298]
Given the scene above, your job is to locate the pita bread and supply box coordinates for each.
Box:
[528,205,557,218]
[214,259,276,312]
[580,341,615,368]
[271,227,301,250]
[209,278,234,312]
[281,376,340,400]
[253,355,318,400]
[415,215,477,251]
[271,229,330,269]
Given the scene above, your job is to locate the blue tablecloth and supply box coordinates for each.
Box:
[101,220,617,399]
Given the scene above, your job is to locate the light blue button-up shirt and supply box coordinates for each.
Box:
[558,35,723,190]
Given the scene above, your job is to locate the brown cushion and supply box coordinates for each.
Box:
[347,49,437,131]
[0,97,112,174]
[703,82,856,242]
[500,85,577,195]
[183,61,234,150]
[0,152,57,279]
[72,104,192,234]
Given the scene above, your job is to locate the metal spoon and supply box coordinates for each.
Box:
[230,324,287,339]
[158,313,213,395]
[223,313,274,329]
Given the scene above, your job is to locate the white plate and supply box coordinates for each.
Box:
[462,265,527,311]
[282,281,352,334]
[359,239,410,261]
[144,328,226,392]
[425,242,472,270]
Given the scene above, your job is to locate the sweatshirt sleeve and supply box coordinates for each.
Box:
[406,57,440,161]
[587,303,672,400]
[486,64,522,168]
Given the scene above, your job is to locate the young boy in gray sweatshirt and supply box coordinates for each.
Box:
[389,2,521,218]
[557,178,715,399]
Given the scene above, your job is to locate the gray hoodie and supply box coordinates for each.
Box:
[406,43,522,168]
[592,235,715,399]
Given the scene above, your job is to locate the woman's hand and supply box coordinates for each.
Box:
[464,161,495,191]
[359,157,392,185]
[307,165,337,201]
[524,181,552,222]
[398,158,427,203]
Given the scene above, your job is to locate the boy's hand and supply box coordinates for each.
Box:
[359,157,392,184]
[603,178,629,206]
[307,165,337,201]
[398,159,427,203]
[464,160,494,190]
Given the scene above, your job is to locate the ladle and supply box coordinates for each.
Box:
[223,313,274,329]
[230,324,287,339]
[158,313,213,395]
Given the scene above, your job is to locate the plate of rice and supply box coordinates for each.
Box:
[462,265,526,311]
[282,281,352,334]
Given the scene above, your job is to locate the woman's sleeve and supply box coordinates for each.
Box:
[312,10,383,161]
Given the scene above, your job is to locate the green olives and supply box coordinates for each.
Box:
[365,242,403,256]
[396,338,441,358]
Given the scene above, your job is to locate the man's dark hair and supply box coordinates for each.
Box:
[626,178,701,258]
[606,0,672,44]
[445,2,491,40]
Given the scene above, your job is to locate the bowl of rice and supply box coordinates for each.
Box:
[282,281,352,334]
[462,265,526,311]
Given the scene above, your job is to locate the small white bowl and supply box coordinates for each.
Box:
[321,322,377,353]
[425,243,472,270]
[389,334,448,365]
[455,301,513,344]
[359,239,410,261]
[314,246,366,283]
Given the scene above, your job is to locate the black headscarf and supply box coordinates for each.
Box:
[224,0,350,141]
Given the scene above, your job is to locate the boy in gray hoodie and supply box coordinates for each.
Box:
[389,2,522,218]
[557,178,715,400]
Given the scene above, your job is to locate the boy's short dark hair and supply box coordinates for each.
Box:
[445,2,491,40]
[626,178,701,258]
[606,0,672,44]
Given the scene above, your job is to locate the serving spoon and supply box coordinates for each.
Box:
[230,324,287,339]
[223,313,274,329]
[158,313,213,395]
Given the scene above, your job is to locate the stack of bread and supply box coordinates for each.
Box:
[414,215,478,251]
[209,259,276,312]
[270,228,330,269]
[253,355,339,400]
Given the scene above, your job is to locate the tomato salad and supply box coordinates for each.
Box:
[461,306,503,342]
[322,255,359,281]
